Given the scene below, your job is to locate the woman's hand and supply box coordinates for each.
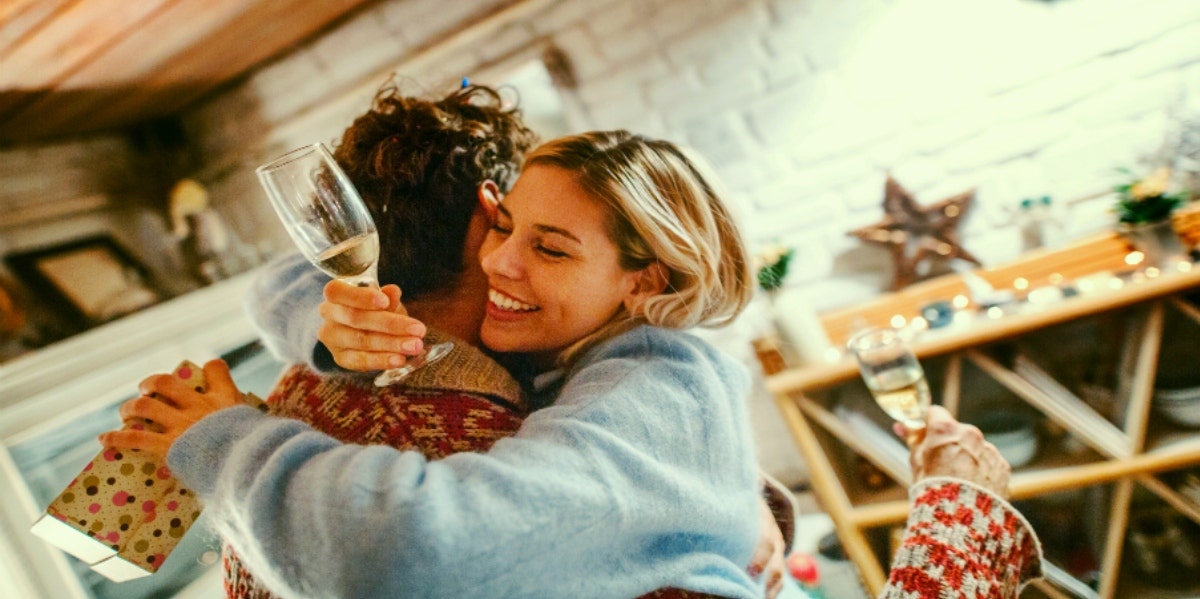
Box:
[98,359,243,459]
[317,279,428,372]
[896,405,1012,498]
[748,495,786,599]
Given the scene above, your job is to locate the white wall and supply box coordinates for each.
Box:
[6,0,1200,486]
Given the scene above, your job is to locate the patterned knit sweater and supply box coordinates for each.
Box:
[879,477,1044,598]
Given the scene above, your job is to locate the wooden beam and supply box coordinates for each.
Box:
[0,0,76,57]
[819,233,1138,347]
[73,0,374,131]
[1120,302,1163,452]
[793,394,910,486]
[0,0,374,140]
[0,0,173,121]
[940,352,961,416]
[1136,474,1200,526]
[767,267,1200,395]
[1169,295,1200,327]
[772,391,887,594]
[968,349,1129,460]
[1096,479,1133,599]
[849,435,1200,528]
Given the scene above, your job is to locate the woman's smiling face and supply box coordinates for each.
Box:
[479,164,646,362]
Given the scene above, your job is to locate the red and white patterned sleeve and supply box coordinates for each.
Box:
[879,477,1044,599]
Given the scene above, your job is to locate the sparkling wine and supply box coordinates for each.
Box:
[314,232,379,279]
[259,143,454,386]
[864,366,931,429]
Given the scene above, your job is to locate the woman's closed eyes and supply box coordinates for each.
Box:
[489,212,576,261]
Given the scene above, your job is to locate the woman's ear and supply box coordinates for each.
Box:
[478,180,502,221]
[623,262,669,313]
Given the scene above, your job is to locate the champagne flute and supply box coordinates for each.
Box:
[846,327,931,444]
[256,142,453,386]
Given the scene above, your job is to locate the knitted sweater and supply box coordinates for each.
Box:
[222,330,527,598]
[169,325,764,598]
[880,478,1043,598]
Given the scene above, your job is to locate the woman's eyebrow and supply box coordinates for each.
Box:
[534,224,582,244]
[497,203,582,244]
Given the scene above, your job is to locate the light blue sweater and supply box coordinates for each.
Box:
[246,251,332,368]
[169,324,764,598]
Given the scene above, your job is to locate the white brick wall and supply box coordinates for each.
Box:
[8,0,1200,487]
[376,0,492,48]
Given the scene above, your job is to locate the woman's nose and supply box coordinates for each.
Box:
[481,236,522,279]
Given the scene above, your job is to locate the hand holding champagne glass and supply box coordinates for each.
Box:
[847,327,931,446]
[256,142,453,386]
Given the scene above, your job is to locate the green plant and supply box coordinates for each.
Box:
[755,245,794,292]
[1113,167,1186,225]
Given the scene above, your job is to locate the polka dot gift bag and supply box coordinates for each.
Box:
[29,361,264,582]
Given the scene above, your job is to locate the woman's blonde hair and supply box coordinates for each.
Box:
[524,130,754,365]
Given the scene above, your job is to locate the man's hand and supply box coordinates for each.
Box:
[317,279,427,372]
[99,359,243,459]
[896,405,1012,498]
[748,495,786,599]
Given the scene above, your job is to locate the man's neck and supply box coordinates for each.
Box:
[405,273,487,347]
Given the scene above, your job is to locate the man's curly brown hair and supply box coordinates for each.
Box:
[332,81,539,299]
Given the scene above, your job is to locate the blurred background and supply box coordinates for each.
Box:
[1,0,1199,596]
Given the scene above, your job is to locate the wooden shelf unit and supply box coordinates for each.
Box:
[765,264,1200,598]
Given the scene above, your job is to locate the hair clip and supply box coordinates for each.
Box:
[460,77,470,89]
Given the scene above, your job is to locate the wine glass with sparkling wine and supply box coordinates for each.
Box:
[256,142,453,386]
[847,327,931,444]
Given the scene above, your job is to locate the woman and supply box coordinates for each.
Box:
[105,131,773,598]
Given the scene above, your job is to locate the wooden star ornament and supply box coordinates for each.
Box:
[849,176,981,290]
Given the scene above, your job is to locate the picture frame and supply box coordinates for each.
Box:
[4,235,163,331]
